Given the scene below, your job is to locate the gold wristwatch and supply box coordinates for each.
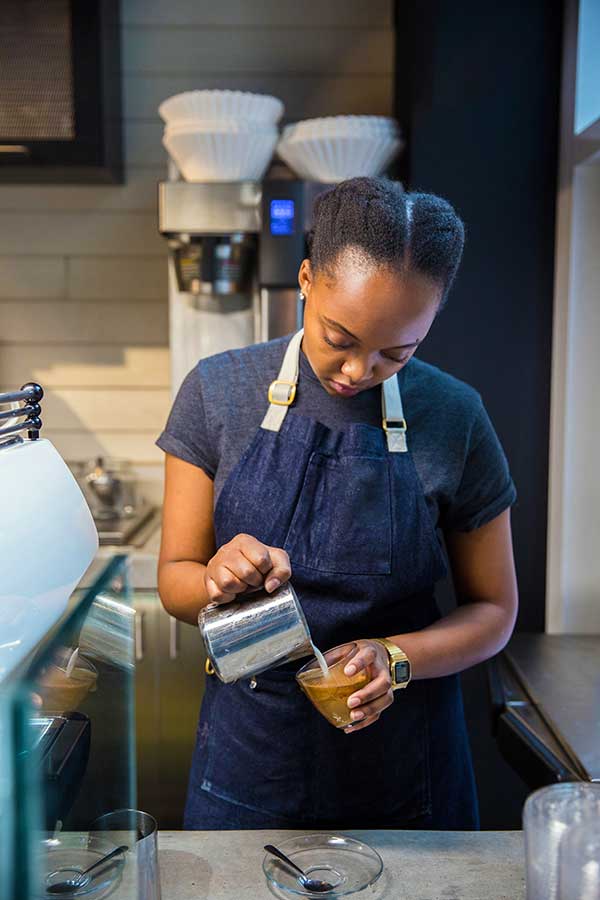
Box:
[374,638,412,690]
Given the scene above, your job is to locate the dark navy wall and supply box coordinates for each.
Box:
[393,0,563,827]
[394,0,562,632]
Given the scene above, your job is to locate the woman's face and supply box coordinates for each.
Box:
[299,251,442,398]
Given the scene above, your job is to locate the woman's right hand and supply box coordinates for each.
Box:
[204,533,292,605]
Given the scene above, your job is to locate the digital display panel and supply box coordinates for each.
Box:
[394,661,411,683]
[270,199,295,236]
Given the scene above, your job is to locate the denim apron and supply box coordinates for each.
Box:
[184,330,478,829]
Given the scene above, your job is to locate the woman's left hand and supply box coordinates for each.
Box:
[342,639,394,734]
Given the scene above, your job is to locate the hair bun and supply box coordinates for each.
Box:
[307,176,463,306]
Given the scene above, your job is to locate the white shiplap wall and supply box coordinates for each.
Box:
[0,0,394,473]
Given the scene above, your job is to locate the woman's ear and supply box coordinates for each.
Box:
[298,258,313,296]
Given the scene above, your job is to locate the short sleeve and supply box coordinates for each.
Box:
[155,366,217,479]
[441,403,517,532]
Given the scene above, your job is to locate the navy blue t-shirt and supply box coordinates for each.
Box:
[156,334,516,533]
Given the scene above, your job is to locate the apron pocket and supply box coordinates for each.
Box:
[284,452,392,575]
[201,679,313,820]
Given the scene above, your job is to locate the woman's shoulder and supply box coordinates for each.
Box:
[404,357,483,419]
[162,336,293,474]
[193,334,291,386]
[403,358,516,531]
[181,335,290,401]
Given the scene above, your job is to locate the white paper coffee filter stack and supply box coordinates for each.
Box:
[277,115,403,183]
[159,90,284,182]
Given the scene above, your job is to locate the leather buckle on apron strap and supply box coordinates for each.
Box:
[268,378,296,406]
[383,417,407,432]
[383,417,408,453]
[267,380,297,406]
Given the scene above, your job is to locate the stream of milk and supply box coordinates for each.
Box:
[311,642,329,677]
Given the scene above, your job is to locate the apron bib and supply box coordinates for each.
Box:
[184,330,478,828]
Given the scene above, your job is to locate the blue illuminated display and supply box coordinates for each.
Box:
[270,199,295,236]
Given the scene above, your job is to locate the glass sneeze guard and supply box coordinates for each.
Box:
[0,554,138,900]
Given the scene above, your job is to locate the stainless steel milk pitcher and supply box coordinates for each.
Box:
[198,581,313,683]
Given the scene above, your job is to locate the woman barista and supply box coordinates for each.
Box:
[156,177,518,830]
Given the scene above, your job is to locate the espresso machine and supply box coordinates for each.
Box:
[158,174,326,394]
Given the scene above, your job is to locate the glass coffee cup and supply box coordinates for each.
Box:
[38,651,98,714]
[296,642,371,728]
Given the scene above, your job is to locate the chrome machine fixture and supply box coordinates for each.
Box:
[0,382,43,447]
[74,456,157,546]
[158,178,326,395]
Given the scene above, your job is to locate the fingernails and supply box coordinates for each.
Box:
[347,696,360,708]
[265,578,281,593]
[344,664,357,676]
[350,710,364,721]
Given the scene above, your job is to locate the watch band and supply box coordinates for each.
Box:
[374,638,412,690]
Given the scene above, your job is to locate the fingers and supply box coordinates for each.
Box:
[344,643,377,677]
[347,682,393,724]
[237,534,274,577]
[238,539,291,592]
[205,534,292,603]
[263,546,292,592]
[205,566,246,601]
[344,712,382,734]
[344,676,393,734]
[348,671,391,707]
[205,573,238,605]
[342,638,394,734]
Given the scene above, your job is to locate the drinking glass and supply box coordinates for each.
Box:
[523,782,600,900]
[296,642,371,728]
[92,809,161,900]
[558,820,600,900]
[37,650,98,713]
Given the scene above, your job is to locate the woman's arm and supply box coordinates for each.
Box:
[157,454,217,625]
[158,454,292,626]
[341,508,518,733]
[391,506,518,678]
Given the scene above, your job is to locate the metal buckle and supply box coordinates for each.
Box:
[383,417,407,431]
[268,379,297,406]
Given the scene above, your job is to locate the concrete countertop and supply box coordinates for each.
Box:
[506,633,600,781]
[156,830,526,900]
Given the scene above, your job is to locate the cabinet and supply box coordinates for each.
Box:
[0,0,122,183]
[133,592,206,829]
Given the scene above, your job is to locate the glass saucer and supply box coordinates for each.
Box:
[40,834,126,899]
[263,834,383,898]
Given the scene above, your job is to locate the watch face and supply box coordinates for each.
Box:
[394,660,410,684]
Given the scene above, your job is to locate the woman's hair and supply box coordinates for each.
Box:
[306,177,465,307]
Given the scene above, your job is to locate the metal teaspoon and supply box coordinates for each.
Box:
[264,843,334,893]
[46,844,128,894]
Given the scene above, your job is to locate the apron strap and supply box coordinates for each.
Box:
[382,373,408,453]
[261,327,409,452]
[261,329,304,432]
